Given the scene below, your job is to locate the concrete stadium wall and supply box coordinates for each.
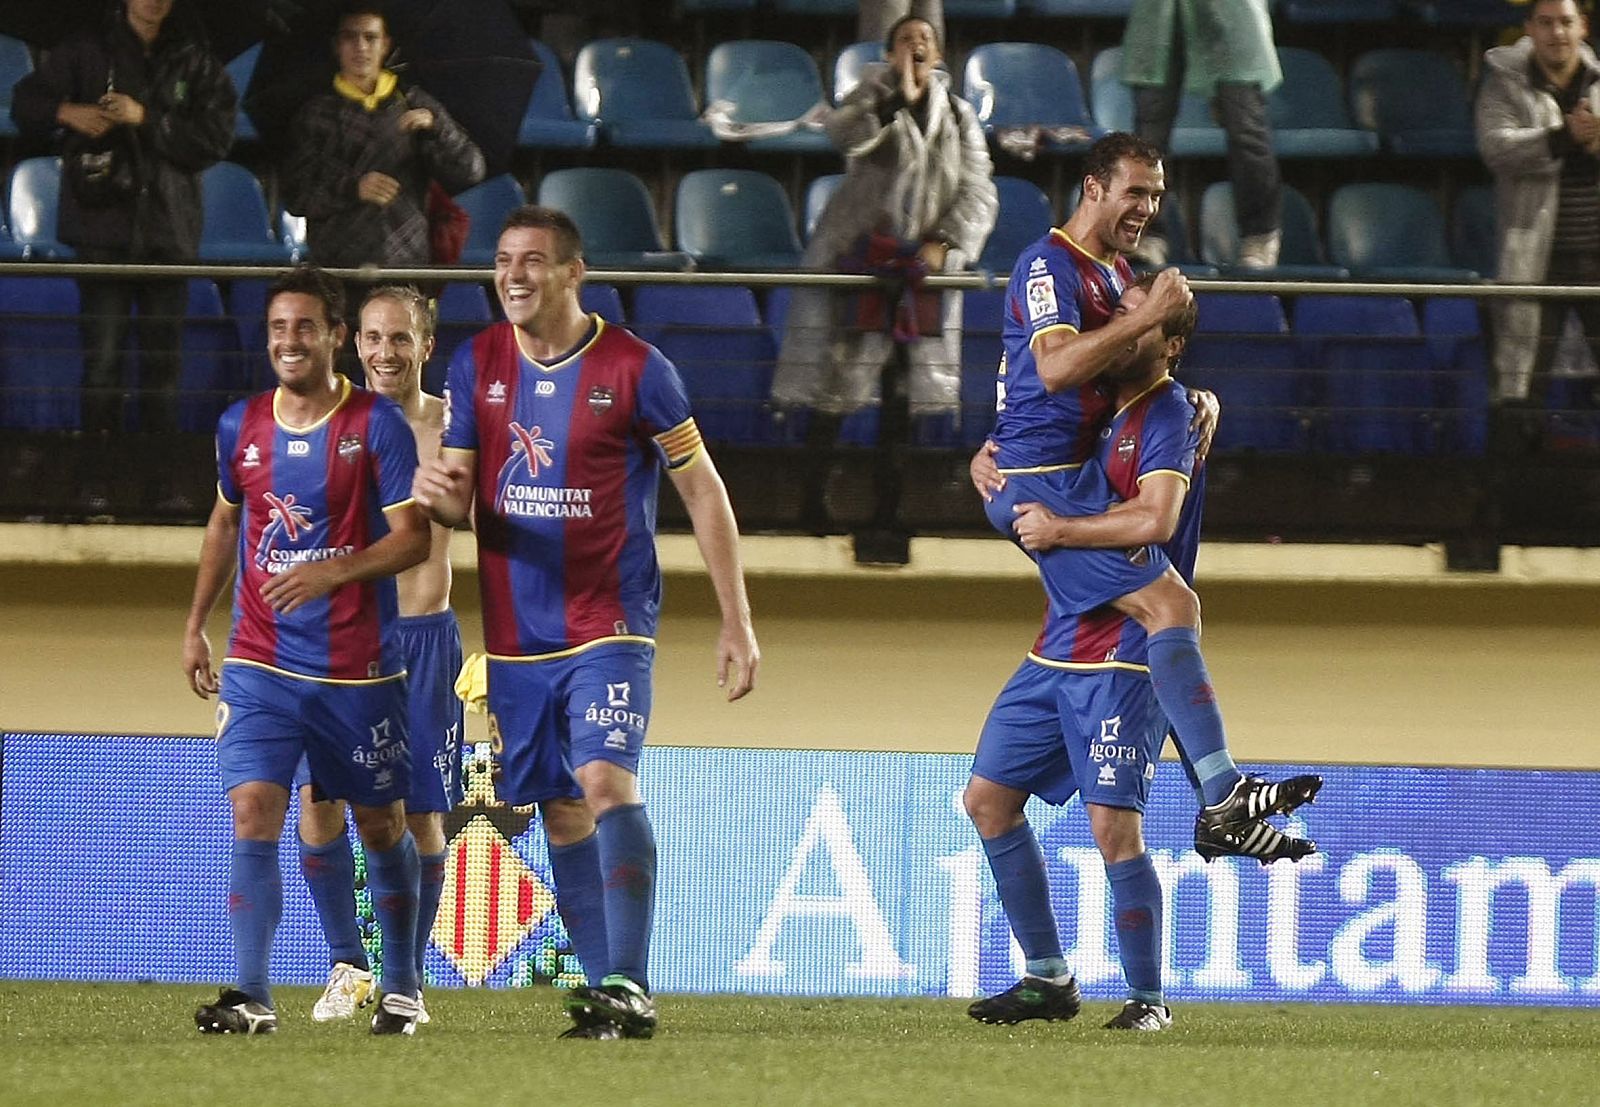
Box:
[1,527,1597,770]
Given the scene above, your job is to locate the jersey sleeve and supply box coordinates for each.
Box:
[440,340,478,452]
[215,401,244,505]
[1136,393,1200,486]
[635,345,701,469]
[368,399,422,509]
[1010,245,1085,343]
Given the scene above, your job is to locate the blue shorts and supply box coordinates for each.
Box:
[972,659,1167,812]
[985,466,1170,616]
[219,664,411,807]
[293,611,465,814]
[487,641,654,806]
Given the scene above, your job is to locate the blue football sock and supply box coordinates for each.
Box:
[1106,854,1163,1005]
[596,803,657,990]
[548,833,611,986]
[364,831,421,999]
[1168,734,1205,807]
[229,838,282,1008]
[1147,627,1242,807]
[299,834,368,970]
[980,822,1067,974]
[416,849,448,983]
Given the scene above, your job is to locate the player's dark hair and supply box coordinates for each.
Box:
[360,284,435,341]
[267,265,345,329]
[1082,132,1164,191]
[337,1,389,32]
[1130,271,1198,370]
[884,14,940,52]
[499,205,584,263]
[1527,0,1592,20]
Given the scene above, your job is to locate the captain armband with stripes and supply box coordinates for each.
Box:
[654,417,704,470]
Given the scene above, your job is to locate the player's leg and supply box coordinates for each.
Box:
[350,797,423,1034]
[964,660,1082,1025]
[1086,805,1171,1031]
[297,779,375,1021]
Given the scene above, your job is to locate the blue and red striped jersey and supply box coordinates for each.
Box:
[441,317,700,659]
[991,229,1131,472]
[1032,376,1205,670]
[216,378,417,681]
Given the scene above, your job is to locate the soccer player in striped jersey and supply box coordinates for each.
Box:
[412,206,760,1040]
[295,286,465,1027]
[967,275,1313,1032]
[182,267,431,1036]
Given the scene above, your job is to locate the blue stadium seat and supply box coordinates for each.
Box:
[833,42,882,106]
[1403,0,1523,26]
[1089,47,1226,158]
[963,44,1102,153]
[582,283,625,323]
[945,0,1018,14]
[424,282,493,393]
[536,168,692,271]
[632,285,775,443]
[803,174,843,241]
[980,176,1053,275]
[1280,0,1397,21]
[675,169,804,269]
[200,162,294,262]
[1327,183,1480,282]
[0,277,83,430]
[224,278,273,381]
[0,35,34,139]
[773,0,857,13]
[0,202,26,260]
[1294,295,1442,454]
[1420,297,1489,455]
[6,157,75,260]
[704,40,832,153]
[1199,181,1350,280]
[224,44,260,144]
[519,40,599,149]
[960,288,1005,447]
[1451,185,1496,279]
[1184,292,1305,451]
[1348,49,1477,158]
[1267,47,1380,159]
[176,279,246,432]
[1020,0,1134,13]
[455,174,527,266]
[573,38,718,149]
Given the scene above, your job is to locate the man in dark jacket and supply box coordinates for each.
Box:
[12,0,236,437]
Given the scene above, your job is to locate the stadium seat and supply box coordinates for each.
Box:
[224,43,260,144]
[1451,185,1496,279]
[200,162,294,263]
[803,174,843,241]
[573,38,719,149]
[536,168,692,271]
[674,169,804,269]
[1403,0,1523,26]
[581,283,625,323]
[1089,47,1226,158]
[960,288,1005,447]
[944,0,1018,15]
[1019,0,1134,13]
[0,204,26,260]
[1184,292,1306,451]
[0,35,33,139]
[6,157,75,260]
[833,41,882,105]
[963,44,1102,153]
[176,279,247,432]
[0,277,83,430]
[1294,294,1442,453]
[1348,49,1477,158]
[1420,297,1489,455]
[518,40,599,149]
[1327,183,1480,282]
[773,0,857,13]
[632,285,775,443]
[1198,181,1350,280]
[979,176,1054,275]
[1267,48,1380,159]
[1280,0,1397,20]
[454,174,527,266]
[704,40,831,153]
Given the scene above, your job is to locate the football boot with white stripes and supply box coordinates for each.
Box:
[370,991,422,1036]
[195,988,278,1035]
[1195,815,1316,864]
[1199,773,1323,830]
[1104,999,1173,1031]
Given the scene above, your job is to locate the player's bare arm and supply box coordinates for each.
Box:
[1032,268,1192,393]
[183,495,241,699]
[259,502,431,614]
[1012,471,1187,552]
[412,449,478,528]
[667,450,760,701]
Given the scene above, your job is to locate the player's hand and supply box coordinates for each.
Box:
[1143,267,1193,323]
[258,561,346,614]
[1012,501,1062,551]
[183,630,218,698]
[413,457,473,525]
[57,102,113,138]
[969,439,1004,502]
[1186,387,1220,462]
[357,171,402,206]
[397,108,435,133]
[98,91,146,126]
[717,619,760,702]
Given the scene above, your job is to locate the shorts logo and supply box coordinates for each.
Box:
[1126,546,1150,566]
[1101,716,1122,741]
[373,768,395,792]
[588,385,615,415]
[1098,764,1117,787]
[352,717,407,770]
[1025,275,1058,323]
[337,433,363,462]
[371,718,395,748]
[287,439,310,457]
[242,443,261,469]
[604,728,629,751]
[607,682,631,708]
[1144,761,1156,781]
[214,701,231,738]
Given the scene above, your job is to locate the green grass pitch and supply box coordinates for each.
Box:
[3,982,1598,1106]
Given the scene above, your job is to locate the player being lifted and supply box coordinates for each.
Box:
[183,267,429,1036]
[413,206,760,1040]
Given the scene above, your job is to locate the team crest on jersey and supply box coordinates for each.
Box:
[1117,434,1136,461]
[337,433,363,462]
[588,385,615,415]
[1025,275,1058,323]
[242,443,261,468]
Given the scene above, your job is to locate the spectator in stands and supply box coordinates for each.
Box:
[282,2,485,272]
[858,1,943,46]
[10,0,236,439]
[1121,0,1283,268]
[1477,0,1600,408]
[773,14,996,546]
